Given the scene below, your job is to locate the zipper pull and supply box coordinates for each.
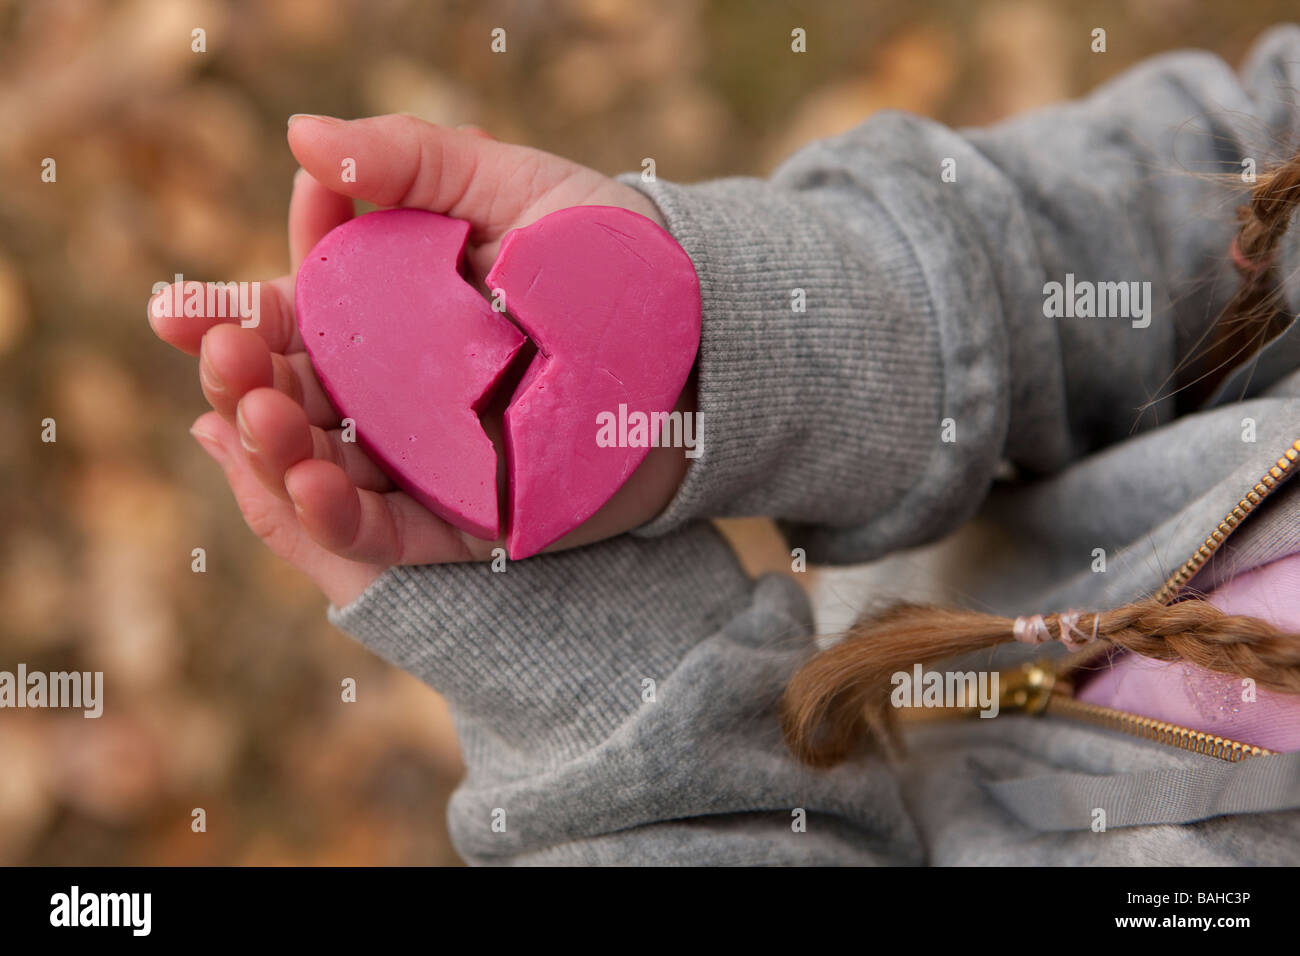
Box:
[998,660,1058,715]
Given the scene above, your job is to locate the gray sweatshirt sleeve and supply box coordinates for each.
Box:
[326,29,1300,865]
[330,526,922,865]
[624,25,1300,564]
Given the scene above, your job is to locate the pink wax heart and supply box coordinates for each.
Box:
[295,205,701,559]
[488,206,701,558]
[295,209,525,539]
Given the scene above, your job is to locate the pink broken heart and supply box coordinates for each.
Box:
[295,205,701,559]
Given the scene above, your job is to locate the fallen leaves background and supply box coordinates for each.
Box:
[0,0,1289,864]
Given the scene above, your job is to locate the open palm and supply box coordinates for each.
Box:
[150,115,693,606]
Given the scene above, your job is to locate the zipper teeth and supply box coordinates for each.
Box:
[1058,437,1300,680]
[1044,695,1275,761]
[1152,439,1300,605]
[1039,436,1300,760]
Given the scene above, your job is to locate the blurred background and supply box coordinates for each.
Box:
[0,0,1292,865]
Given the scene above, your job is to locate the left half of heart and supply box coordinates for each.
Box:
[295,206,701,558]
[296,209,525,542]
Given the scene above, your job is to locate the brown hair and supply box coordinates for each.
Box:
[781,599,1300,768]
[1179,147,1300,408]
[782,150,1300,769]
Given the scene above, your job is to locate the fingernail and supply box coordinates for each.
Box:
[288,113,342,128]
[284,479,307,515]
[198,351,225,395]
[190,426,227,464]
[235,404,258,454]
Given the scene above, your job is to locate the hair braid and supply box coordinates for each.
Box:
[781,598,1300,768]
[783,148,1300,769]
[1180,149,1300,408]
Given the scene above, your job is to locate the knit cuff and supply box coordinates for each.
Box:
[616,171,944,548]
[328,522,752,766]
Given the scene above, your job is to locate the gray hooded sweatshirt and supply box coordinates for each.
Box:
[331,25,1300,865]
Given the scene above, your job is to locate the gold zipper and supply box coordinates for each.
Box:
[995,659,1276,761]
[990,436,1300,761]
[1151,438,1300,605]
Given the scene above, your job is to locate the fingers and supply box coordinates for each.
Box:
[307,423,394,492]
[286,114,579,238]
[150,274,302,355]
[284,458,494,566]
[289,167,354,271]
[204,391,485,567]
[190,410,303,542]
[199,325,338,427]
[151,167,354,356]
[188,411,384,607]
[235,387,394,497]
[273,351,340,427]
[199,324,273,420]
[455,123,497,141]
[235,388,315,499]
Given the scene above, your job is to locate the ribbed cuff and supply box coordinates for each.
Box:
[616,171,944,548]
[328,522,752,766]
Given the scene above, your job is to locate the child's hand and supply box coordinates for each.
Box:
[150,115,695,607]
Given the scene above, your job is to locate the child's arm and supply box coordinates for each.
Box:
[331,523,919,865]
[158,27,1300,590]
[621,24,1300,565]
[175,27,1300,865]
[181,386,912,863]
[326,27,1300,865]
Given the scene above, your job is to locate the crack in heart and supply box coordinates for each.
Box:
[296,205,701,559]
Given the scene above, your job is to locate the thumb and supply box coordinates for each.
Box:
[286,114,580,240]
